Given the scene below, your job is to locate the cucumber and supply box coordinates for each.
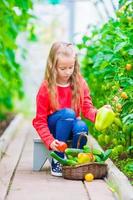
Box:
[65,148,83,157]
[66,159,77,166]
[66,155,78,165]
[67,155,74,160]
[50,152,67,165]
[50,152,77,166]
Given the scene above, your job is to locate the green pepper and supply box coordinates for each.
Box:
[65,148,83,157]
[95,107,115,131]
[50,152,67,165]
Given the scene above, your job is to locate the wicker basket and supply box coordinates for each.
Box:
[62,162,108,180]
[62,133,108,180]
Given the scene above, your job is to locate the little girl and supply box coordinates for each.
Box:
[33,42,98,176]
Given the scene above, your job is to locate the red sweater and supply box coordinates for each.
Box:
[32,78,97,149]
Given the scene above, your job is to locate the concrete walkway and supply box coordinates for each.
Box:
[0,119,116,200]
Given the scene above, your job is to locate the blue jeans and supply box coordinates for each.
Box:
[48,108,88,157]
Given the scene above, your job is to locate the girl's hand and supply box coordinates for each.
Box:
[50,139,61,151]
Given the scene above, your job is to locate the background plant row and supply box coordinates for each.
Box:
[77,0,133,182]
[0,0,33,119]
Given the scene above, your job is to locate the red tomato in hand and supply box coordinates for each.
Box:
[57,142,68,152]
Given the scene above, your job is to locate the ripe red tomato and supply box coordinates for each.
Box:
[57,142,68,152]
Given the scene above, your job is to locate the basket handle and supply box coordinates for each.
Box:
[77,132,88,149]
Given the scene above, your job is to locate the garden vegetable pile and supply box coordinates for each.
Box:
[50,145,112,166]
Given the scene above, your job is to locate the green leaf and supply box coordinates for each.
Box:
[82,35,90,43]
[4,49,15,64]
[127,146,133,152]
[124,163,133,172]
[15,0,32,11]
[114,42,127,52]
[119,77,133,87]
[122,113,133,124]
[128,49,133,55]
[104,54,113,61]
[77,44,85,50]
[2,0,9,7]
[0,0,33,113]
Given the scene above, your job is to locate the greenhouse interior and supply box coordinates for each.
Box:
[0,0,133,200]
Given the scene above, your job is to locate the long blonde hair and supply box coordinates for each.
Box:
[45,42,83,112]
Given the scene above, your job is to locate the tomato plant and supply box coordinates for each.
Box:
[77,0,133,183]
[0,0,34,119]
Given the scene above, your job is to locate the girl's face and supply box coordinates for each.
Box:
[56,56,75,84]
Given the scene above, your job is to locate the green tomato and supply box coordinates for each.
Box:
[112,147,119,156]
[120,138,126,146]
[114,117,123,128]
[112,138,118,146]
[105,135,111,144]
[129,124,133,132]
[123,124,129,134]
[98,134,105,145]
[116,145,124,154]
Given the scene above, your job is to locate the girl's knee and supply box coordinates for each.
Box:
[73,120,88,133]
[61,108,76,120]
